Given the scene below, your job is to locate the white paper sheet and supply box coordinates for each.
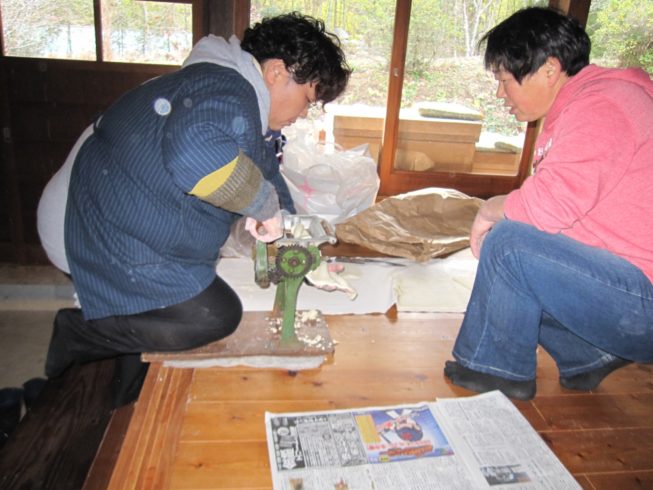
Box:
[392,247,478,313]
[216,248,478,316]
[216,257,398,314]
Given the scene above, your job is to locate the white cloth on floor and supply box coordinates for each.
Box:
[392,247,478,313]
[216,248,478,315]
[216,257,399,314]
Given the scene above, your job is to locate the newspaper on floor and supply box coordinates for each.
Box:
[264,390,580,490]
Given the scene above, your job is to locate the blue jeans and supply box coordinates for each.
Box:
[453,220,653,381]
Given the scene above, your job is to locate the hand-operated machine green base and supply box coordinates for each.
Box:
[254,214,337,351]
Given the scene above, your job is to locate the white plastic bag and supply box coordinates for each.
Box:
[281,141,380,225]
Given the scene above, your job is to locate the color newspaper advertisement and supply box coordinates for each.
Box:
[265,390,581,490]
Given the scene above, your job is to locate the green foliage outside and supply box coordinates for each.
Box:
[252,0,653,135]
[588,0,653,74]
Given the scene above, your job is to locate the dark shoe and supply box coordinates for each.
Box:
[444,360,536,401]
[22,377,47,411]
[559,358,632,391]
[0,387,24,449]
[111,354,149,408]
[45,310,81,378]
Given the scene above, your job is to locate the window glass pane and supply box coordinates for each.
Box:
[250,1,393,154]
[396,1,543,176]
[587,0,653,75]
[1,0,95,60]
[102,0,192,64]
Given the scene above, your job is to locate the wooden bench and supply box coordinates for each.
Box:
[0,359,131,490]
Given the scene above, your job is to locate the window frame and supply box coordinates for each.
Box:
[0,0,591,199]
[379,0,522,197]
[375,0,592,198]
[0,0,198,63]
[94,0,197,62]
[246,1,582,198]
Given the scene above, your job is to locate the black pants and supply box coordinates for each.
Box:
[45,276,242,406]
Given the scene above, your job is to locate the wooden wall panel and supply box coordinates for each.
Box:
[0,0,242,264]
[5,61,48,102]
[0,57,174,263]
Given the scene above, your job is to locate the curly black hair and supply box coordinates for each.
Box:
[241,12,351,104]
[479,7,590,83]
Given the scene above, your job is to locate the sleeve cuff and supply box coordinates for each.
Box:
[189,150,279,220]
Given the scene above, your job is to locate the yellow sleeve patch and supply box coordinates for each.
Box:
[189,156,238,198]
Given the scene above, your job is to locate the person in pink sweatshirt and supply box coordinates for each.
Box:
[444,6,653,400]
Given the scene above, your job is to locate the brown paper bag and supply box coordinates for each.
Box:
[335,187,482,261]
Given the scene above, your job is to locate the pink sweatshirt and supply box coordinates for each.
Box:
[504,65,653,283]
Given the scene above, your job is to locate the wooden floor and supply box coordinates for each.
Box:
[98,310,653,490]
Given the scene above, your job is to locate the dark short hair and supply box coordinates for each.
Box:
[479,7,590,83]
[241,12,351,104]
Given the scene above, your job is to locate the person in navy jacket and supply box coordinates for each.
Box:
[41,12,351,406]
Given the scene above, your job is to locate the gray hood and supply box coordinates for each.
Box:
[183,35,270,135]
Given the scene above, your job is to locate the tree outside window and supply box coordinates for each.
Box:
[0,0,192,65]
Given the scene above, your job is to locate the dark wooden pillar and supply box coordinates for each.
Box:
[549,0,591,27]
[198,0,251,40]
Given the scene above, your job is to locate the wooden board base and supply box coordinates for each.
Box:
[142,311,335,364]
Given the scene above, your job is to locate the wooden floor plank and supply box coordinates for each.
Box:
[171,441,272,489]
[540,428,653,473]
[584,470,653,489]
[534,393,653,430]
[83,402,135,490]
[103,311,653,489]
[181,401,336,441]
[575,474,594,489]
[107,363,164,489]
[142,367,194,489]
[107,364,193,489]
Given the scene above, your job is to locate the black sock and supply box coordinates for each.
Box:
[22,378,47,411]
[444,360,536,401]
[0,387,23,449]
[559,358,632,391]
[44,324,75,379]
